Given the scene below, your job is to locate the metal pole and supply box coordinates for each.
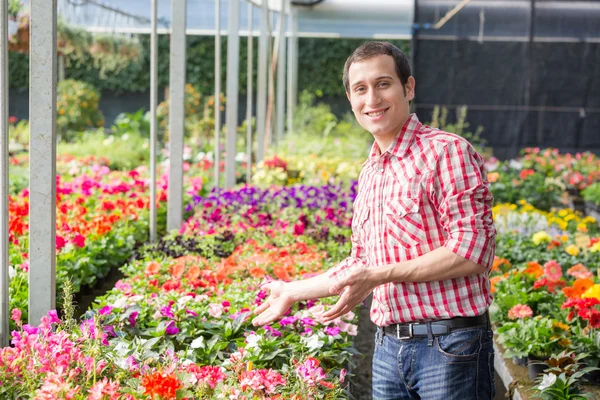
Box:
[29,0,57,325]
[276,0,286,145]
[149,0,158,242]
[0,0,9,346]
[256,0,269,162]
[214,0,221,187]
[290,4,298,111]
[225,0,240,188]
[286,0,294,135]
[246,3,253,183]
[167,0,187,231]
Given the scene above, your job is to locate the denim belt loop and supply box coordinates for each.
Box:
[378,326,385,345]
[426,322,434,347]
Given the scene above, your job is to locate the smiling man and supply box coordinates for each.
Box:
[253,41,497,399]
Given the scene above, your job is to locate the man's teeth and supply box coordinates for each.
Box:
[368,110,385,117]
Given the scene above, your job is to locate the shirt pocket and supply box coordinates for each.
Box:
[384,198,425,248]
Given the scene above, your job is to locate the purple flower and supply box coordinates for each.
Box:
[128,311,139,327]
[325,326,341,336]
[264,325,282,337]
[47,310,60,324]
[22,324,39,335]
[301,318,316,326]
[279,316,299,326]
[165,321,179,335]
[98,306,113,316]
[160,305,175,319]
[104,325,116,337]
[186,309,198,317]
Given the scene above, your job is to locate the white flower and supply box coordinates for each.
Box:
[245,333,262,349]
[303,333,324,352]
[8,266,15,280]
[538,373,557,391]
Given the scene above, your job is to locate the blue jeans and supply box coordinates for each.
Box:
[372,326,495,400]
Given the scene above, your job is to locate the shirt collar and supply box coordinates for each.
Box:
[364,113,421,165]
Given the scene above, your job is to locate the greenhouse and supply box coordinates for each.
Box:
[1,0,600,399]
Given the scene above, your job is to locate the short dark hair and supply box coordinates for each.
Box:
[343,41,412,94]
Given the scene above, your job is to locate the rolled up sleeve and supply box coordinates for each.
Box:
[430,140,496,270]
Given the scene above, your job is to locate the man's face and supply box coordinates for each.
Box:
[346,55,415,145]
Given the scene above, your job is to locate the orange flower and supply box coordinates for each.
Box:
[490,276,504,294]
[523,261,544,278]
[145,261,161,276]
[249,267,266,278]
[170,263,185,279]
[185,265,201,281]
[562,278,594,299]
[492,257,511,272]
[141,370,182,400]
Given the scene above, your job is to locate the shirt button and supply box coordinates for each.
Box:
[380,168,384,173]
[376,203,381,208]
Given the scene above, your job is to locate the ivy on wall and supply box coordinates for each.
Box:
[9,36,409,97]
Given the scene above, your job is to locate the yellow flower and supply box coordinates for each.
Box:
[247,361,253,371]
[583,216,597,224]
[559,338,571,348]
[591,242,600,253]
[577,223,588,233]
[558,209,569,217]
[559,235,569,243]
[582,284,600,300]
[518,199,527,205]
[565,245,580,256]
[553,321,570,332]
[532,231,552,245]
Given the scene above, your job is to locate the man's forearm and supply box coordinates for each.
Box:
[372,246,486,286]
[286,272,334,302]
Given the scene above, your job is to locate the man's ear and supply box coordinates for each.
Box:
[346,91,351,102]
[405,76,416,102]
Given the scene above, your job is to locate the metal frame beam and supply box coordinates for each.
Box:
[256,0,269,162]
[214,0,222,187]
[246,3,254,183]
[149,0,158,242]
[167,0,187,231]
[29,0,57,324]
[0,0,10,346]
[276,0,287,144]
[225,0,240,187]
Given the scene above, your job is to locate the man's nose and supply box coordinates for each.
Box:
[366,89,381,108]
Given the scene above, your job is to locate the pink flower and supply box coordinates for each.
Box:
[47,310,60,325]
[87,378,121,400]
[165,321,179,335]
[508,304,533,320]
[188,365,227,389]
[11,308,22,327]
[239,369,286,394]
[324,326,341,336]
[208,303,224,318]
[295,357,327,386]
[340,368,347,383]
[8,116,18,124]
[544,260,563,282]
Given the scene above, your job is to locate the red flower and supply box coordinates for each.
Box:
[519,169,535,180]
[72,234,85,248]
[8,116,18,124]
[141,371,182,400]
[56,235,66,250]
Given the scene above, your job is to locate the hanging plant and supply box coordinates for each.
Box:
[9,12,143,77]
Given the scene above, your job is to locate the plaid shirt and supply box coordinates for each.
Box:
[329,114,496,326]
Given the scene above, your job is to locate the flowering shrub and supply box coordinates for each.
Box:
[56,79,105,141]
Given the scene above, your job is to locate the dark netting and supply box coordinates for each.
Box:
[413,0,600,159]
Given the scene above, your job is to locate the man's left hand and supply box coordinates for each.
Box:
[322,268,377,323]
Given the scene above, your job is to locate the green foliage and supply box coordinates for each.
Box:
[8,36,409,96]
[428,105,491,157]
[279,90,371,160]
[581,183,600,206]
[57,128,149,170]
[57,79,104,141]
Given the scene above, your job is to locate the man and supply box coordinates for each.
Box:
[253,41,496,399]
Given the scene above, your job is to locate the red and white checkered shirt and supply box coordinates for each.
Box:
[329,114,496,326]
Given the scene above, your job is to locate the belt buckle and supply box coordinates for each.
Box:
[396,324,413,340]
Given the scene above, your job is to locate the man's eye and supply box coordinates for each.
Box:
[379,82,389,88]
[355,87,365,93]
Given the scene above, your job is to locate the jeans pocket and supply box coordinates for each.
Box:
[435,328,482,363]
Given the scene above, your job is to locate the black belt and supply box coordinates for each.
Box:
[382,313,489,340]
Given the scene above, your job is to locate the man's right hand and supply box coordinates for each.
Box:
[252,280,295,327]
